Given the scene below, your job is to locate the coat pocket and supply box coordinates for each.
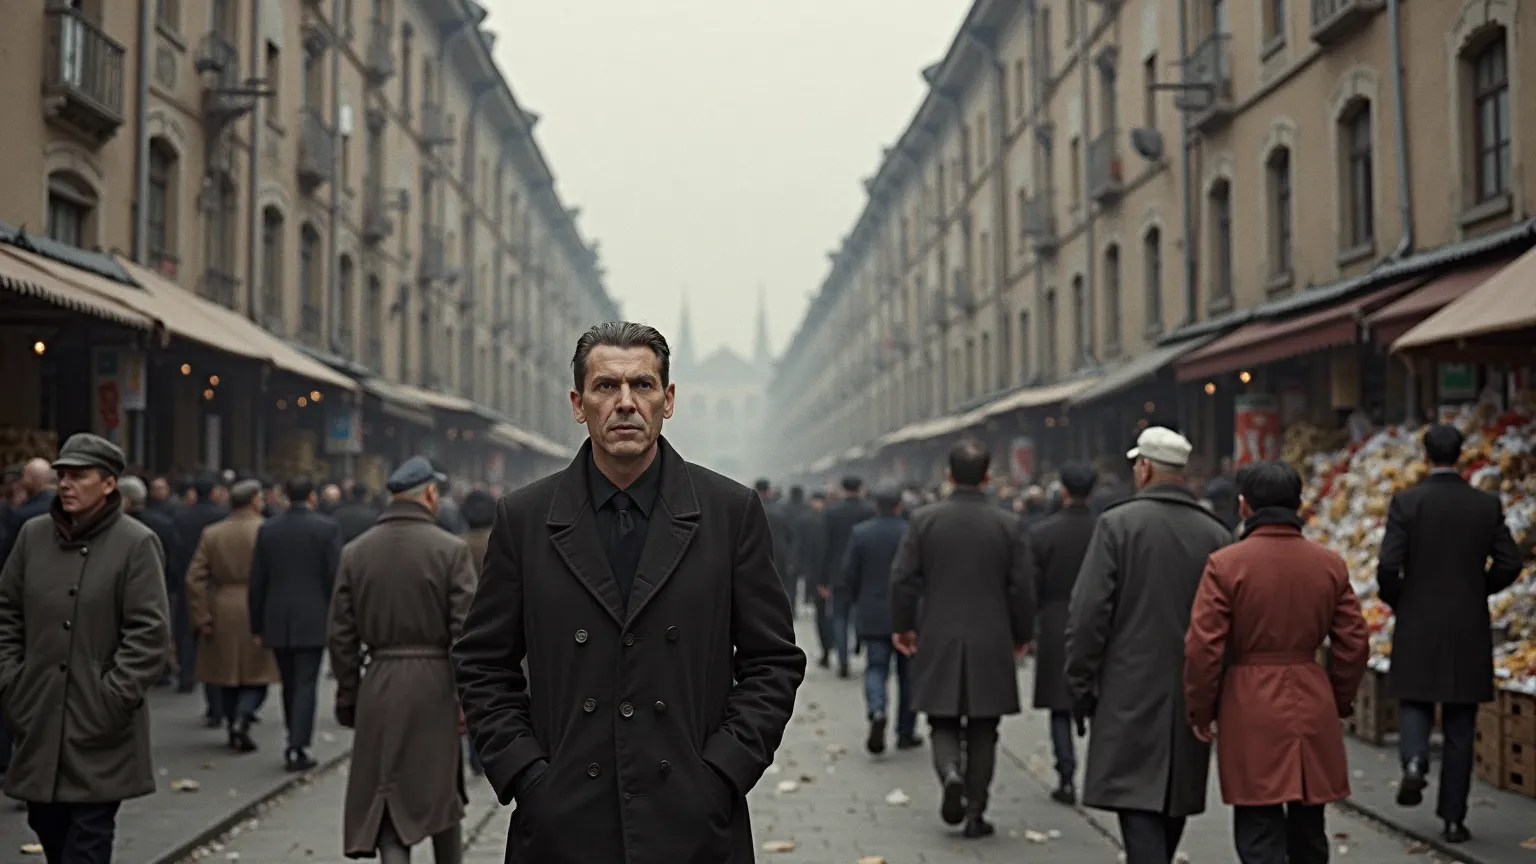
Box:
[68,670,134,748]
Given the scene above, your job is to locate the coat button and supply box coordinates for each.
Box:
[80,547,88,556]
[587,763,601,778]
[574,629,588,644]
[619,702,634,718]
[68,587,77,596]
[665,626,679,642]
[57,662,67,671]
[62,621,71,630]
[622,633,635,647]
[582,698,597,713]
[623,792,633,802]
[654,700,666,713]
[659,760,671,775]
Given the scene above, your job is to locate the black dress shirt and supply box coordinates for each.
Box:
[587,448,662,602]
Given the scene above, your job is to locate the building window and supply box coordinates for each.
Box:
[299,224,322,344]
[1018,310,1032,382]
[998,317,1012,389]
[1144,227,1163,332]
[147,141,176,272]
[1267,147,1293,276]
[365,274,384,370]
[265,41,280,114]
[155,0,180,32]
[1103,245,1122,355]
[1071,275,1087,368]
[1264,0,1285,45]
[1044,290,1059,379]
[45,172,95,249]
[337,255,355,357]
[980,332,991,393]
[1341,101,1374,247]
[1470,35,1510,203]
[1209,179,1234,303]
[400,23,413,118]
[1069,136,1081,208]
[964,338,976,399]
[260,208,284,328]
[1014,59,1026,121]
[1143,54,1158,130]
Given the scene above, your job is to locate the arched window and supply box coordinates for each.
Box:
[365,274,384,370]
[1071,274,1087,369]
[147,139,178,274]
[1267,146,1294,277]
[1044,288,1059,380]
[299,224,322,344]
[337,255,355,358]
[259,207,284,329]
[1208,179,1234,303]
[1143,227,1163,332]
[1466,31,1509,203]
[1337,101,1373,248]
[46,171,97,249]
[1103,245,1122,354]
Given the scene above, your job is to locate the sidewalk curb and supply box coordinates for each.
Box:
[148,747,353,864]
[997,741,1125,850]
[1334,797,1494,864]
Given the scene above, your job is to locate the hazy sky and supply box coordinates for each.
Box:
[485,1,973,360]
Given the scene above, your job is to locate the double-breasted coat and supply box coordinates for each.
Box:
[0,495,170,803]
[1376,472,1522,704]
[1184,523,1371,805]
[1027,502,1097,712]
[454,439,805,864]
[330,501,477,857]
[185,509,279,687]
[889,488,1034,718]
[1065,484,1231,817]
[249,504,342,650]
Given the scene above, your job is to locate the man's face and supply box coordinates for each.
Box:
[210,486,230,505]
[571,345,674,461]
[150,477,170,502]
[810,498,824,511]
[58,467,115,515]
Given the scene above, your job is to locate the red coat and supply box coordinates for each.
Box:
[1183,523,1370,806]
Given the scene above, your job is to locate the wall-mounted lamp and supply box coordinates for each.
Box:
[32,341,46,356]
[1238,370,1252,384]
[1204,382,1217,395]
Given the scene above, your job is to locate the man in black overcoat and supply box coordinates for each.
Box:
[891,440,1034,838]
[842,484,919,755]
[821,476,874,678]
[754,479,798,602]
[1377,423,1521,844]
[454,322,805,864]
[171,471,227,717]
[1027,461,1098,805]
[796,492,830,656]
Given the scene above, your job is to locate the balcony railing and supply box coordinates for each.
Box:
[362,182,394,243]
[195,32,255,120]
[1310,0,1385,44]
[364,17,395,80]
[203,268,238,309]
[419,102,452,146]
[1021,192,1058,252]
[419,228,446,280]
[42,4,126,144]
[1086,129,1124,204]
[297,107,334,188]
[1176,33,1234,130]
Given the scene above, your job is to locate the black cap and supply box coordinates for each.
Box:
[385,456,447,494]
[52,433,126,478]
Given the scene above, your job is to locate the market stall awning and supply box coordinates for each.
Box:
[1364,261,1508,347]
[807,453,837,473]
[1069,336,1218,407]
[390,382,478,415]
[842,444,867,462]
[0,245,153,331]
[979,377,1099,419]
[519,429,573,460]
[1392,245,1536,352]
[1175,281,1416,382]
[878,409,987,447]
[363,378,435,428]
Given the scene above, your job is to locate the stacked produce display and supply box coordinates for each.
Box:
[0,428,59,467]
[1297,398,1536,696]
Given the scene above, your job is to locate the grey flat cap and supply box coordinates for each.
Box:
[52,433,126,477]
[386,456,447,494]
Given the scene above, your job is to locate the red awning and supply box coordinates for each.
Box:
[1363,260,1509,347]
[1175,281,1415,382]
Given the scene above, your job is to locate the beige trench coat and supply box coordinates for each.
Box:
[0,500,170,803]
[329,500,477,856]
[186,509,280,686]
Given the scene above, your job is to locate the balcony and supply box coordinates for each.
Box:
[203,268,238,309]
[362,182,394,244]
[1310,0,1385,45]
[419,102,452,146]
[195,33,255,121]
[1175,33,1234,133]
[364,17,395,81]
[419,228,446,281]
[1021,192,1058,253]
[297,107,334,189]
[1086,129,1124,204]
[42,5,126,144]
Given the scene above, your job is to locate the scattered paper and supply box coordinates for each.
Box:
[765,764,782,775]
[20,844,43,855]
[1522,836,1536,850]
[1024,830,1048,843]
[171,778,201,792]
[826,743,847,755]
[857,857,887,864]
[884,788,910,806]
[761,840,796,853]
[775,780,799,794]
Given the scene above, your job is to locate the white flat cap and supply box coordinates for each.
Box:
[1126,426,1193,467]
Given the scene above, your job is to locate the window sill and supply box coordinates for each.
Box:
[156,22,186,51]
[1144,322,1164,341]
[1457,192,1512,230]
[1265,270,1295,296]
[1207,293,1235,316]
[1260,35,1286,62]
[267,119,287,138]
[1336,242,1375,270]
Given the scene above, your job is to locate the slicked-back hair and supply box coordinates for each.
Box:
[948,439,991,487]
[285,474,316,503]
[1059,461,1097,499]
[1235,460,1303,511]
[571,322,672,393]
[1422,423,1464,467]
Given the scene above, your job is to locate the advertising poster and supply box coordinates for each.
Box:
[1233,394,1280,467]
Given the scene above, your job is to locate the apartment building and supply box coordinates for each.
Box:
[767,0,1532,478]
[1,0,615,449]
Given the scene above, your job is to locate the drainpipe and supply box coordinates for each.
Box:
[1177,0,1197,326]
[965,28,1010,393]
[327,0,343,358]
[132,0,151,264]
[1026,5,1048,383]
[1386,0,1414,260]
[246,0,264,322]
[1078,4,1096,372]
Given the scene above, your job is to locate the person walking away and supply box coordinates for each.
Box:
[1066,426,1232,864]
[843,484,920,754]
[171,471,228,724]
[249,475,343,772]
[796,491,830,643]
[1376,423,1521,843]
[331,458,476,863]
[1028,461,1099,805]
[333,483,381,545]
[0,459,57,566]
[455,322,804,863]
[0,434,170,864]
[185,480,279,753]
[891,440,1034,837]
[780,486,810,607]
[435,474,468,535]
[457,488,497,778]
[821,476,874,677]
[755,479,799,603]
[1184,461,1372,864]
[120,478,181,687]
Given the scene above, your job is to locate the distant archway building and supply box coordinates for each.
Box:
[664,287,773,482]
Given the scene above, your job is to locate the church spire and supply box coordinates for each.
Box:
[676,289,696,371]
[753,284,771,366]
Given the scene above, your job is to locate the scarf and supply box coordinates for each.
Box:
[1238,505,1305,540]
[50,490,123,545]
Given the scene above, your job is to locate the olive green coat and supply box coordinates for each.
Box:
[0,505,171,803]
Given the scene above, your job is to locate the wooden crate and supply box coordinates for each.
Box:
[1503,690,1536,746]
[1504,737,1536,798]
[1346,668,1399,745]
[1475,705,1506,789]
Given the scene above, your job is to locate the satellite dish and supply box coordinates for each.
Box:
[1130,127,1165,162]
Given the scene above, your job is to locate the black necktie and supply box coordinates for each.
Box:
[612,491,635,538]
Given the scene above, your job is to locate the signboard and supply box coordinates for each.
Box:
[325,406,363,456]
[1233,394,1280,467]
[1009,436,1036,485]
[1437,363,1478,401]
[91,348,125,446]
[121,350,147,411]
[486,451,505,485]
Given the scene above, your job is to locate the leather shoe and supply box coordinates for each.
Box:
[1442,821,1471,843]
[939,766,966,825]
[1396,757,1428,807]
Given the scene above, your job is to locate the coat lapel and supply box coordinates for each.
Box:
[623,438,700,627]
[546,443,627,627]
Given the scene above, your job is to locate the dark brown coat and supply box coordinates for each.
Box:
[1027,503,1097,712]
[0,499,170,803]
[330,501,478,856]
[454,439,805,864]
[1184,524,1370,806]
[186,509,279,687]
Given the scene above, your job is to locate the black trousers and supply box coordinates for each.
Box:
[1232,803,1328,864]
[812,589,833,660]
[273,647,324,752]
[929,716,1000,816]
[1048,710,1076,783]
[1116,809,1187,864]
[27,801,120,864]
[1399,700,1478,822]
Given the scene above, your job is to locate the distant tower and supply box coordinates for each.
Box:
[675,289,696,372]
[753,284,771,367]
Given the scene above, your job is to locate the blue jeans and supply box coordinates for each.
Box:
[832,596,856,670]
[862,638,916,738]
[1049,710,1077,783]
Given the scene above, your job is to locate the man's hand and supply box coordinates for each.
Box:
[1071,694,1097,737]
[335,704,355,729]
[1191,720,1217,744]
[251,635,261,649]
[1014,642,1033,658]
[892,631,918,657]
[817,584,832,600]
